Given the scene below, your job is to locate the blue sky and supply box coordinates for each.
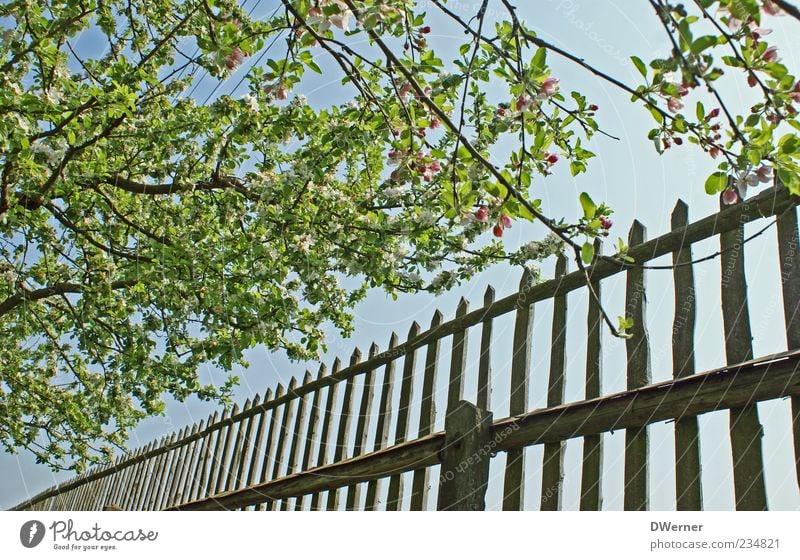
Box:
[2,0,800,510]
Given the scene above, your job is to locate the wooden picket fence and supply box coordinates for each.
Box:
[12,185,800,511]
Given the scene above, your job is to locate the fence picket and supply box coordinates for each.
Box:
[386,322,421,510]
[503,269,535,511]
[192,412,218,502]
[234,395,261,492]
[446,298,469,415]
[258,383,285,510]
[327,349,361,511]
[411,311,443,510]
[580,240,604,511]
[297,368,325,511]
[720,200,767,510]
[310,360,341,510]
[346,345,378,511]
[282,374,312,511]
[777,204,800,491]
[216,402,242,496]
[365,333,400,510]
[671,200,703,511]
[477,286,495,411]
[541,254,568,511]
[172,422,202,508]
[624,221,651,511]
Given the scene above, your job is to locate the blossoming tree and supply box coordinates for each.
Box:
[1,0,799,470]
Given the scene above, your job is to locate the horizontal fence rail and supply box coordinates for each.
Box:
[12,185,800,512]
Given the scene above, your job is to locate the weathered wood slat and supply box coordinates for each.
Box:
[493,350,800,448]
[365,333,399,511]
[410,312,443,511]
[215,403,241,496]
[447,298,469,415]
[258,383,285,510]
[541,254,568,511]
[310,361,341,511]
[503,269,535,511]
[280,375,310,510]
[163,427,191,509]
[386,322,420,510]
[246,389,272,487]
[205,410,229,498]
[297,369,324,511]
[192,412,218,501]
[156,429,186,510]
[671,200,703,511]
[346,345,378,511]
[116,447,143,509]
[234,395,261,491]
[226,400,251,499]
[477,286,495,412]
[175,419,205,507]
[154,431,183,510]
[777,204,800,491]
[149,432,179,510]
[109,450,135,509]
[133,442,161,510]
[581,240,604,511]
[327,349,360,511]
[270,381,298,510]
[720,200,767,510]
[624,221,651,511]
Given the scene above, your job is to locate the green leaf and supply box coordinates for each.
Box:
[691,35,717,55]
[579,192,597,219]
[631,55,647,79]
[530,47,547,73]
[581,241,594,264]
[704,171,729,195]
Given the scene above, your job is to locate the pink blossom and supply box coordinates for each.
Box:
[399,83,412,97]
[599,216,613,230]
[492,224,504,237]
[748,74,758,87]
[516,94,529,110]
[706,107,720,120]
[496,107,507,117]
[275,84,289,100]
[756,165,772,183]
[499,214,512,228]
[429,160,441,173]
[588,104,599,111]
[764,46,780,62]
[722,188,739,205]
[429,117,441,129]
[475,206,489,222]
[667,97,683,113]
[790,81,800,103]
[421,26,431,34]
[545,152,559,165]
[540,77,560,98]
[225,46,245,70]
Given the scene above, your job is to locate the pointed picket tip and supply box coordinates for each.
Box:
[208,411,219,423]
[350,347,362,364]
[251,393,262,405]
[264,388,273,402]
[287,376,298,391]
[519,266,537,289]
[628,219,647,245]
[456,296,469,314]
[331,357,342,372]
[388,331,400,347]
[230,402,241,416]
[274,383,286,397]
[197,419,207,430]
[316,363,328,379]
[242,398,252,410]
[555,252,568,276]
[369,342,380,357]
[672,199,689,228]
[484,284,496,304]
[430,309,443,326]
[408,321,421,337]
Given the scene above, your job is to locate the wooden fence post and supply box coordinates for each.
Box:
[720,199,767,510]
[437,401,493,511]
[671,200,703,510]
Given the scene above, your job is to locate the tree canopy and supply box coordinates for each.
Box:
[1,0,799,471]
